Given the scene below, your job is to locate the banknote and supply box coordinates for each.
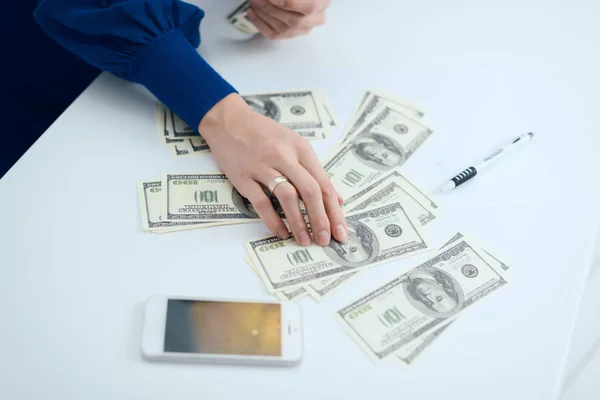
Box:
[138,181,228,232]
[335,237,508,363]
[246,201,430,293]
[393,233,478,364]
[157,90,335,143]
[340,90,425,146]
[242,90,333,139]
[441,232,510,273]
[163,173,283,222]
[394,232,510,365]
[304,173,439,301]
[227,0,259,34]
[324,106,434,199]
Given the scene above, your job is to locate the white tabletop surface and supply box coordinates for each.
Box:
[2,0,600,399]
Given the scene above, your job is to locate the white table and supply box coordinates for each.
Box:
[2,0,600,398]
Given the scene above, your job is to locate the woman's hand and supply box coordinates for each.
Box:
[199,93,347,247]
[247,0,331,40]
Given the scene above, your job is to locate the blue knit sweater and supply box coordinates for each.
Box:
[34,0,237,132]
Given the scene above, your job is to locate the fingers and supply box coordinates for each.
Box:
[270,0,331,14]
[296,142,348,243]
[260,4,326,29]
[246,9,278,39]
[239,182,290,239]
[284,28,311,38]
[281,166,333,246]
[251,8,289,38]
[271,180,312,247]
[248,0,327,39]
[337,190,344,207]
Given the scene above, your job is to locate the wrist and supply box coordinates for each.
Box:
[198,93,250,141]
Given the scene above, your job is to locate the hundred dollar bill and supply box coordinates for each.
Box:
[246,202,430,293]
[441,232,510,273]
[394,234,477,364]
[163,173,282,222]
[227,0,259,34]
[335,237,508,363]
[340,90,425,146]
[138,181,228,232]
[157,90,334,141]
[324,106,434,199]
[305,173,439,301]
[394,233,510,365]
[242,90,332,139]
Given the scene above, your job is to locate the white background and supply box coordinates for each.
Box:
[1,0,600,399]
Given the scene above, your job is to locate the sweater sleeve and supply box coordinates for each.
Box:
[34,0,236,131]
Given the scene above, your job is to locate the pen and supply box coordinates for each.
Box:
[436,132,534,193]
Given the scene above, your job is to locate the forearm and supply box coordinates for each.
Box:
[130,30,236,131]
[34,0,236,131]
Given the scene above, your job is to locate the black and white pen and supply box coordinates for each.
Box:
[436,132,534,193]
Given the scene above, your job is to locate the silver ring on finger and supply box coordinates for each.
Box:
[268,175,290,196]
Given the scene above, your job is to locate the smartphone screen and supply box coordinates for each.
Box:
[164,300,282,356]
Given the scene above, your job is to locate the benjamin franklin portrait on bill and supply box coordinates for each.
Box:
[351,133,406,171]
[243,95,281,122]
[324,220,379,267]
[403,268,464,318]
[231,188,282,218]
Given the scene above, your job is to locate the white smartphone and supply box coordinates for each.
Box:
[141,295,303,366]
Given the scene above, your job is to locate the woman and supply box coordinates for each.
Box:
[30,0,346,247]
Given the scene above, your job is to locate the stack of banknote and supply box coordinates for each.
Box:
[143,89,434,237]
[243,89,437,300]
[138,173,281,233]
[227,0,259,34]
[240,90,511,366]
[141,88,511,367]
[335,232,510,366]
[156,89,338,157]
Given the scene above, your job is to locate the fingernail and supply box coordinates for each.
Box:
[298,231,311,246]
[317,230,330,247]
[250,0,267,8]
[277,227,290,240]
[336,224,348,243]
